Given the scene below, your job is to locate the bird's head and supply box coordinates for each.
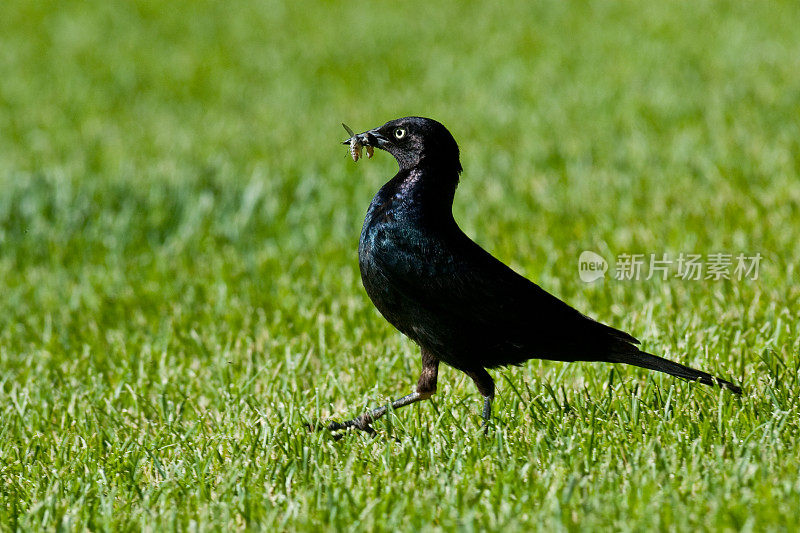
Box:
[343,117,462,174]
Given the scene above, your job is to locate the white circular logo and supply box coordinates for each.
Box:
[578,251,608,282]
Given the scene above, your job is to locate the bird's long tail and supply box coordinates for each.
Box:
[610,350,742,394]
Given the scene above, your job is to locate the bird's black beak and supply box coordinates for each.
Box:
[341,124,389,148]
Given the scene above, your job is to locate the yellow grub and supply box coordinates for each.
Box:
[349,139,363,162]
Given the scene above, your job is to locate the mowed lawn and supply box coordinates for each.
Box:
[1,0,799,530]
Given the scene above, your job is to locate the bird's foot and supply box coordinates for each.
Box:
[307,392,424,440]
[479,395,494,435]
[307,414,377,440]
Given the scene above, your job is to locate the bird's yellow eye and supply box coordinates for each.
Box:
[393,127,406,140]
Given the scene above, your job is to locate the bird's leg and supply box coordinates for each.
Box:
[465,367,495,433]
[316,350,439,438]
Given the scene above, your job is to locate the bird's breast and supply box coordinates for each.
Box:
[358,199,436,321]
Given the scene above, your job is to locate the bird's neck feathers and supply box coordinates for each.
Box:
[386,164,460,217]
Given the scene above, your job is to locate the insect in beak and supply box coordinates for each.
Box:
[342,123,374,162]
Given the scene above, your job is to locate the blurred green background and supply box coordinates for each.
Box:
[1,0,799,530]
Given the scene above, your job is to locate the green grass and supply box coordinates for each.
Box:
[1,0,799,530]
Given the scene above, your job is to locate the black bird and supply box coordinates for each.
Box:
[322,116,741,437]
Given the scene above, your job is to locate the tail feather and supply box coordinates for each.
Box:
[610,350,742,394]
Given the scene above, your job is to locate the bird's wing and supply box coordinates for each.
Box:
[370,229,639,361]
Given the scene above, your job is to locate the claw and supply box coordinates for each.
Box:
[307,415,377,438]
